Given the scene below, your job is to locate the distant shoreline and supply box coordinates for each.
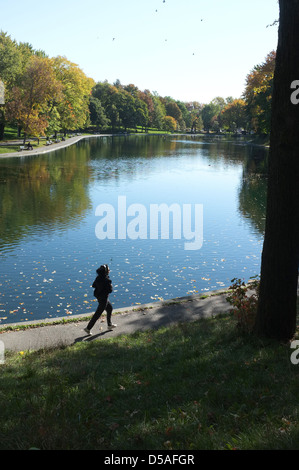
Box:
[0,132,269,159]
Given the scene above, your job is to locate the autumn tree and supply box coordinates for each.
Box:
[52,56,94,134]
[244,51,276,134]
[137,90,155,127]
[254,0,299,340]
[6,55,62,143]
[165,99,183,123]
[163,115,177,133]
[221,99,247,132]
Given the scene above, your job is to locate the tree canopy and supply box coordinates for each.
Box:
[0,30,276,139]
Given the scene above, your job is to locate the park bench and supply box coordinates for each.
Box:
[18,143,33,151]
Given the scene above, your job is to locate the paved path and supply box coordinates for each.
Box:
[0,291,231,352]
[0,134,114,159]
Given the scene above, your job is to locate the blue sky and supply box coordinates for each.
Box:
[1,0,279,103]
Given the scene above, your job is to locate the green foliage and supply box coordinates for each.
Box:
[243,51,276,134]
[201,103,220,132]
[0,30,275,139]
[226,276,260,333]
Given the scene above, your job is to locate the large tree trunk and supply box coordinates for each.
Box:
[255,0,299,341]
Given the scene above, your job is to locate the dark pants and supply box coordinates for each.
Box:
[87,298,113,330]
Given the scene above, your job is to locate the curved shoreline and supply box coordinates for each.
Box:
[0,134,114,159]
[0,133,268,159]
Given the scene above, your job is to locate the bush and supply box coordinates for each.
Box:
[226,276,260,334]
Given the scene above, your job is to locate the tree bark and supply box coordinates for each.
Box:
[255,0,299,340]
[0,121,4,141]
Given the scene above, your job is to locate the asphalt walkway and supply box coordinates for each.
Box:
[0,291,231,353]
[0,134,112,159]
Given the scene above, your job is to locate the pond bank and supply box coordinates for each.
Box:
[0,290,231,352]
[0,134,113,159]
[0,132,270,159]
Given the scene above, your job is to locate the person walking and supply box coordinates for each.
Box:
[84,264,117,336]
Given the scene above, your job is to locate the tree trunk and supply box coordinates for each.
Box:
[255,0,299,341]
[0,121,4,141]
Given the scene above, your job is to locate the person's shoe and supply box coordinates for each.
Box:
[108,324,117,330]
[84,327,92,336]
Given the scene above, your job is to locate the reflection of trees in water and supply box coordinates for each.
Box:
[238,146,268,236]
[0,135,269,251]
[0,145,92,250]
[238,176,267,235]
[88,135,269,237]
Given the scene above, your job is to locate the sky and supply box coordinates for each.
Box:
[1,0,279,104]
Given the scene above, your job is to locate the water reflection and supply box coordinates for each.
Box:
[0,135,268,324]
[0,145,92,252]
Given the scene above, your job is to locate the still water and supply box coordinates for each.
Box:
[0,135,268,324]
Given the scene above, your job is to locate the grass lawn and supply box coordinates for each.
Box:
[0,125,69,154]
[0,142,44,154]
[1,312,299,450]
[0,126,172,154]
[0,127,46,154]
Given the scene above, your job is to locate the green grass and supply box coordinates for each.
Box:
[0,127,45,154]
[1,312,299,450]
[0,125,172,154]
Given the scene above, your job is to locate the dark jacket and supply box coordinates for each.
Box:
[92,268,113,300]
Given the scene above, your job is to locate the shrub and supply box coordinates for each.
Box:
[226,276,260,334]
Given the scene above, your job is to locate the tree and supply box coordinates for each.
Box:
[52,56,94,134]
[137,90,155,127]
[6,55,62,142]
[201,102,220,132]
[244,51,276,134]
[163,115,177,133]
[152,93,166,130]
[221,99,247,132]
[254,0,299,341]
[165,99,183,122]
[0,32,23,88]
[177,100,191,130]
[0,32,24,139]
[89,96,110,129]
[92,82,120,131]
[118,91,136,131]
[135,99,149,132]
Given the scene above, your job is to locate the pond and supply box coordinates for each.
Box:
[0,135,268,324]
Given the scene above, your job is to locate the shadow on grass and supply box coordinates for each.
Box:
[1,313,299,450]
